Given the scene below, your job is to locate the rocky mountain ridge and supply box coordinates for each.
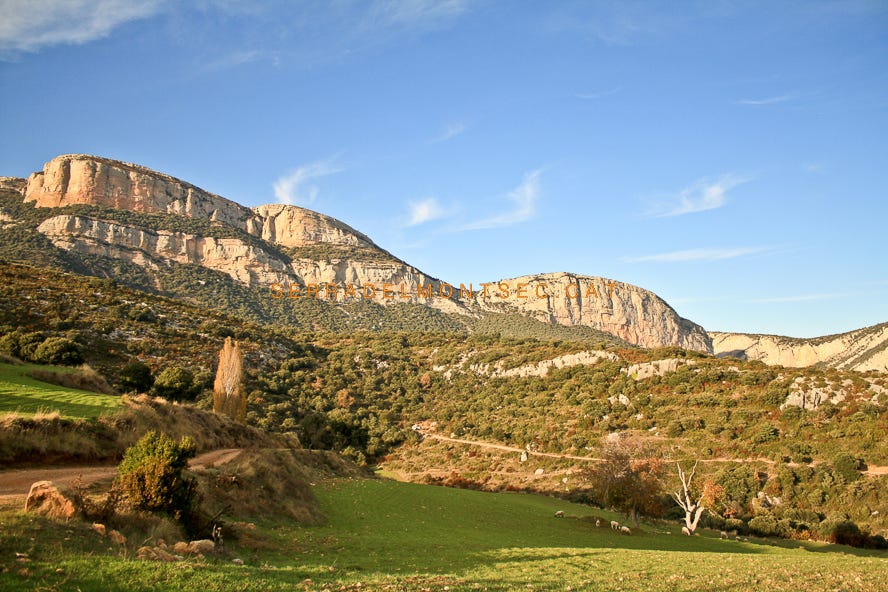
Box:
[4,154,884,367]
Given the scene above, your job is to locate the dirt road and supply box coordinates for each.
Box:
[0,448,243,498]
[420,432,888,476]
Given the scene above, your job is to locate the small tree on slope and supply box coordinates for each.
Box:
[213,337,244,421]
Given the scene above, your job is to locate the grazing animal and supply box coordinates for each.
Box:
[554,511,564,518]
[610,521,620,530]
[720,531,729,539]
[681,526,691,536]
[595,519,601,528]
[620,526,631,535]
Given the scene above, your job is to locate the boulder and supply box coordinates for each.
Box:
[187,539,215,555]
[24,481,76,519]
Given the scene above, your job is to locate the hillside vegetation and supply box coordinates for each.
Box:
[1,261,886,543]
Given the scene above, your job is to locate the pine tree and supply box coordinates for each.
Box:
[213,337,244,421]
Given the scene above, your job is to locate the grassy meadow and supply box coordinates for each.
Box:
[1,477,885,591]
[0,362,121,419]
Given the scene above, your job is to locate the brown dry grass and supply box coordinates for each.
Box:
[27,364,116,395]
[0,394,299,466]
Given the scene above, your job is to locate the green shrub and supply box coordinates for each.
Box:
[153,366,197,401]
[753,424,780,444]
[32,337,84,365]
[748,514,780,537]
[832,452,863,483]
[116,431,197,520]
[724,518,746,534]
[119,360,154,393]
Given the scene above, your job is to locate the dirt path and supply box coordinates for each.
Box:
[420,432,888,476]
[422,433,603,462]
[0,448,243,498]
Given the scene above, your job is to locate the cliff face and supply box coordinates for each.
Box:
[25,154,253,229]
[711,324,888,373]
[474,272,712,352]
[17,154,717,349]
[25,154,379,250]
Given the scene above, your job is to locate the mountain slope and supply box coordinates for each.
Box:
[712,323,888,373]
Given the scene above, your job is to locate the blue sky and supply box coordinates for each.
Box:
[1,0,886,337]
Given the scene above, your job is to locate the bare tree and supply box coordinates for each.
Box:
[213,337,244,421]
[672,461,705,535]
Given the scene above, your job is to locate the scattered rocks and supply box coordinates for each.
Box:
[24,481,76,519]
[136,546,182,562]
[187,539,215,555]
[108,530,127,545]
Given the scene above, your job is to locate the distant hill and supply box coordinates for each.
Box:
[712,323,888,373]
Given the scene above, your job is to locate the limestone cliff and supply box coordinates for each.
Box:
[711,323,888,373]
[472,272,712,352]
[25,154,381,251]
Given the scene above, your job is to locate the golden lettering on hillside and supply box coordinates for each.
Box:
[269,280,620,301]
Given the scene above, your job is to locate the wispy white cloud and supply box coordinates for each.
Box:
[461,170,542,231]
[646,174,749,218]
[202,48,280,71]
[735,94,793,106]
[576,86,621,100]
[405,197,446,226]
[749,293,848,303]
[0,0,164,55]
[366,0,471,29]
[273,157,343,205]
[430,121,468,143]
[624,246,769,263]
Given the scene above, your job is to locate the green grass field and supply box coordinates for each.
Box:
[1,477,885,591]
[0,362,122,419]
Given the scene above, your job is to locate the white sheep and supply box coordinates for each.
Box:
[610,520,620,530]
[595,519,601,527]
[620,526,631,535]
[681,526,691,536]
[554,511,564,518]
[720,530,728,539]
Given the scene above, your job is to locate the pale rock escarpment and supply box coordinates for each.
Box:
[25,154,378,250]
[474,273,712,352]
[25,154,253,228]
[35,213,468,314]
[251,204,376,248]
[0,176,26,193]
[622,358,697,380]
[782,377,849,410]
[472,350,619,379]
[37,215,293,286]
[712,323,888,373]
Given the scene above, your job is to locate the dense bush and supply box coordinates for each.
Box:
[748,514,780,537]
[153,366,197,401]
[833,453,863,483]
[116,431,198,522]
[32,337,84,365]
[118,359,154,393]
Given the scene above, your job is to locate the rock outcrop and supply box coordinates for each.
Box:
[712,323,888,373]
[25,154,380,250]
[473,273,712,352]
